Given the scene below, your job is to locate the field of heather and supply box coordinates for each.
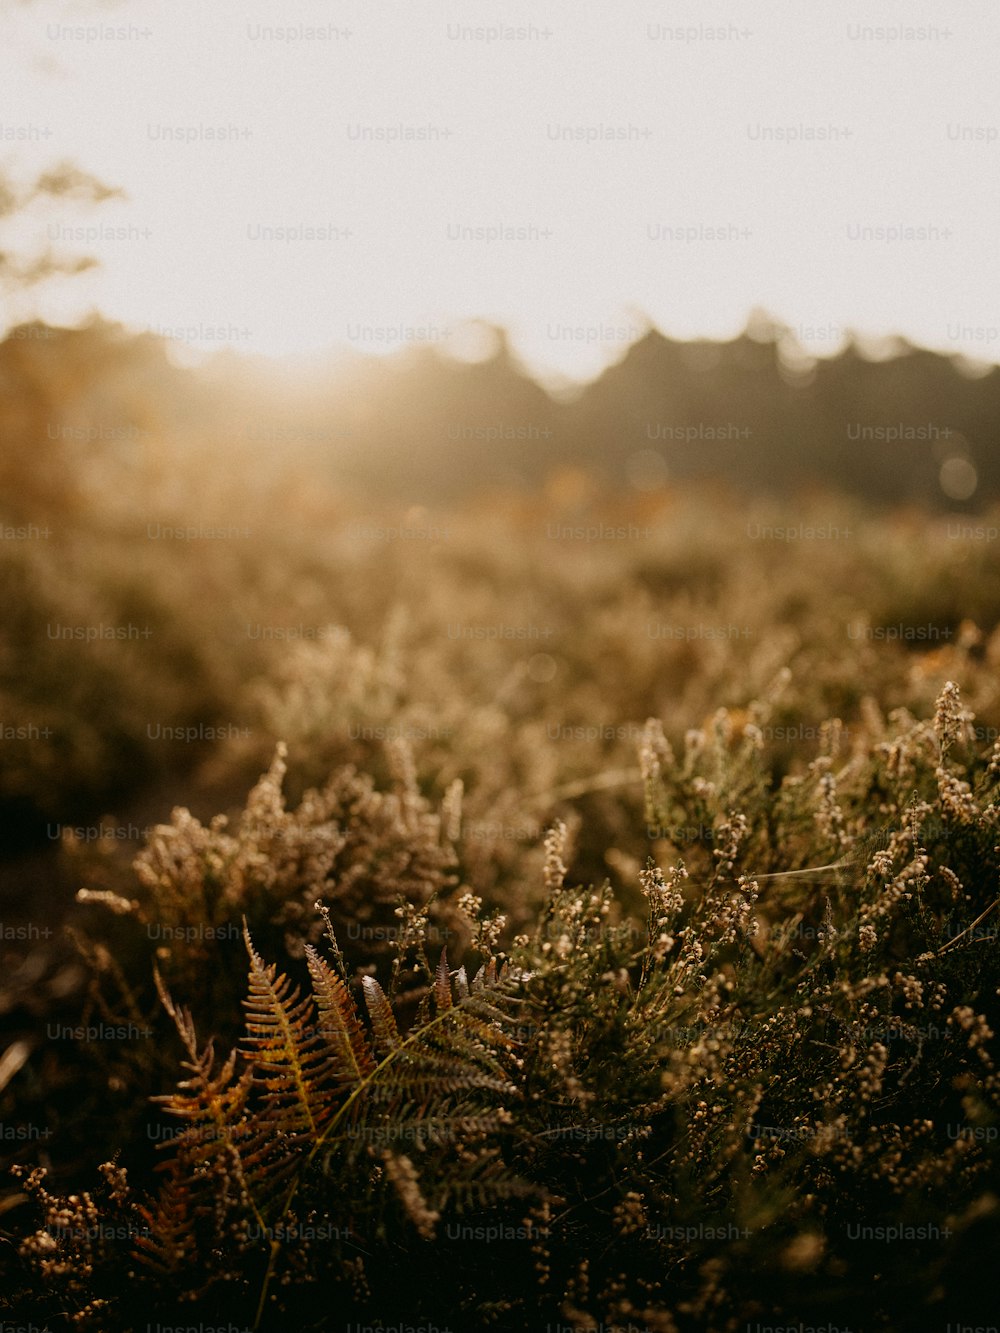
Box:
[2,423,1000,1328]
[4,0,999,1323]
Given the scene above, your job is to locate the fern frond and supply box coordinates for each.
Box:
[304,943,376,1089]
[133,1175,199,1277]
[112,920,534,1324]
[434,948,453,1012]
[429,1146,538,1211]
[364,1051,513,1103]
[418,1016,516,1080]
[362,974,400,1058]
[459,989,526,1036]
[241,924,336,1140]
[151,968,253,1172]
[142,974,257,1288]
[473,957,501,990]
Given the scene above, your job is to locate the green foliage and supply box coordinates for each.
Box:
[12,740,466,1187]
[9,920,530,1327]
[4,681,1000,1329]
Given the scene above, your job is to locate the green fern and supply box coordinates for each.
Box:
[114,917,533,1323]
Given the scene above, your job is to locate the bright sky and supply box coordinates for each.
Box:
[2,0,999,382]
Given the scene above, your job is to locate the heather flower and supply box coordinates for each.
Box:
[934,679,971,757]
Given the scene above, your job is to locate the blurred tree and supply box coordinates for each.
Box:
[0,153,126,517]
[0,159,124,292]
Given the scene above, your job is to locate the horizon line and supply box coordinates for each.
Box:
[3,310,999,391]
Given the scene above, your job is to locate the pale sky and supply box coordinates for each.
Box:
[2,0,998,382]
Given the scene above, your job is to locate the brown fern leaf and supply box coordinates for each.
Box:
[362,974,400,1058]
[241,923,338,1139]
[472,957,500,990]
[153,1040,252,1162]
[133,1173,200,1277]
[151,968,253,1173]
[434,948,453,1012]
[140,972,256,1280]
[304,943,376,1089]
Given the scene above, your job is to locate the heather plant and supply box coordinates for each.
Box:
[214,489,1000,875]
[6,425,1000,876]
[121,735,462,973]
[4,682,999,1329]
[13,736,468,1177]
